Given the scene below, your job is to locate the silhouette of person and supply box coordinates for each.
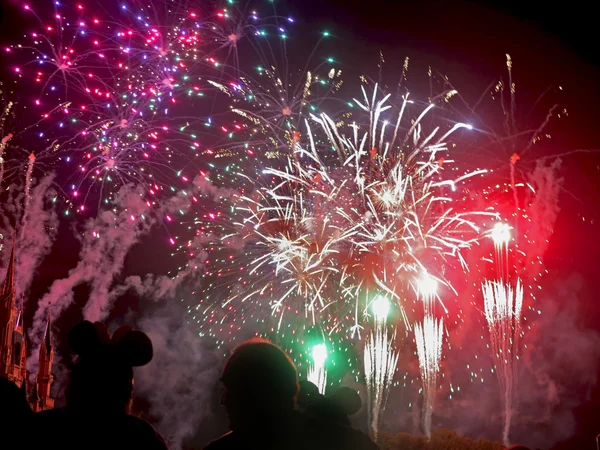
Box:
[297,380,321,412]
[331,387,362,416]
[28,320,168,450]
[0,376,33,448]
[307,386,362,426]
[205,338,378,450]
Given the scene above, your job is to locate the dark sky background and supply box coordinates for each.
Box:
[1,0,600,448]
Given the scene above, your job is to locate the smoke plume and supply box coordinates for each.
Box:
[516,273,600,448]
[29,174,216,347]
[29,184,155,348]
[114,233,210,302]
[16,174,59,297]
[0,175,58,298]
[133,302,220,449]
[193,172,237,201]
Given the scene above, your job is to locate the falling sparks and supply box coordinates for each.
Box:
[415,315,443,438]
[364,296,399,440]
[482,279,523,445]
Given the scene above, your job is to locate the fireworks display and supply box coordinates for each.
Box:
[414,315,444,438]
[307,342,328,394]
[0,0,573,447]
[182,46,565,440]
[1,0,259,216]
[212,83,495,333]
[491,222,511,279]
[482,279,524,445]
[414,269,444,436]
[364,295,399,440]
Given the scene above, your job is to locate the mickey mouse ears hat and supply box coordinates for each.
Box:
[68,320,153,367]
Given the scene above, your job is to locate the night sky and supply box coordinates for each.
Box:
[1,0,599,448]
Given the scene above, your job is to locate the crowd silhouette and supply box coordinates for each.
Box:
[0,320,535,450]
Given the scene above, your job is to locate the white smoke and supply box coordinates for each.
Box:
[134,303,220,449]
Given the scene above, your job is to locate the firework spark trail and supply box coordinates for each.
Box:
[415,271,441,315]
[0,95,15,188]
[216,81,500,344]
[415,314,443,438]
[482,279,523,446]
[0,128,13,188]
[231,161,347,329]
[307,343,328,394]
[0,133,11,188]
[316,85,495,325]
[307,364,327,394]
[413,266,444,437]
[364,328,398,440]
[491,222,511,280]
[364,296,399,440]
[21,153,36,232]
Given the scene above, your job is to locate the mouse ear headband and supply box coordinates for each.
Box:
[68,321,153,367]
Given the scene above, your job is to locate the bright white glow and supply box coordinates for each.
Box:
[491,222,511,246]
[308,343,328,394]
[416,272,438,299]
[364,323,399,440]
[311,343,328,367]
[308,344,328,394]
[371,295,390,324]
[483,279,523,325]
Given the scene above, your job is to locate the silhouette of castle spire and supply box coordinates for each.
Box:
[1,234,18,375]
[35,311,55,411]
[1,234,54,412]
[1,234,16,302]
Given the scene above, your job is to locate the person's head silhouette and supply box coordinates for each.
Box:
[220,338,298,430]
[66,320,153,414]
[331,387,362,415]
[297,380,320,410]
